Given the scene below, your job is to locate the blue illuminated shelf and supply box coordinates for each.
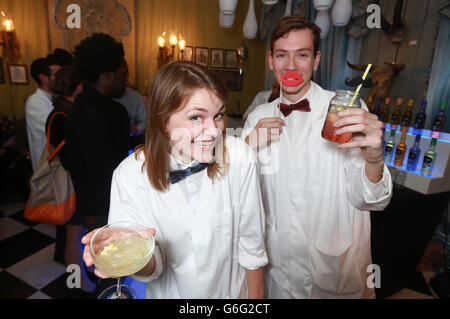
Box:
[383,126,450,194]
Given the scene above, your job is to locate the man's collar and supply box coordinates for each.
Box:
[37,88,53,102]
[281,81,314,105]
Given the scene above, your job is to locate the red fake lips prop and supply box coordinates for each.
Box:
[280,72,304,86]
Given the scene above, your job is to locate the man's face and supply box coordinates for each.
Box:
[110,60,129,99]
[47,64,61,93]
[268,29,321,103]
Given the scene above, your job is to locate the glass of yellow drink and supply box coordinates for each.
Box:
[90,221,155,299]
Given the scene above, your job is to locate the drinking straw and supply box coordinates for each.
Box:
[278,81,283,117]
[349,64,372,106]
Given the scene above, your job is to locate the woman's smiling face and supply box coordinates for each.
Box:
[166,88,226,164]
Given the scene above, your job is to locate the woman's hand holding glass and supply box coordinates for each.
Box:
[82,224,156,279]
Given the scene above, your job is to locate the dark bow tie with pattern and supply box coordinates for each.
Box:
[169,162,208,184]
[279,98,311,117]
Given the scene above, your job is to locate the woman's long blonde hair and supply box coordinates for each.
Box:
[136,61,229,192]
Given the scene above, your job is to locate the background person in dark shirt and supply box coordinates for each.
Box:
[64,33,130,293]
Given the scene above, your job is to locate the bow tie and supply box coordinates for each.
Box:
[279,99,311,117]
[169,163,208,184]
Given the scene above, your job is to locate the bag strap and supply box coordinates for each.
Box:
[46,111,68,162]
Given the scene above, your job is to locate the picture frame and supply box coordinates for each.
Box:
[210,48,224,68]
[8,64,28,85]
[225,49,238,69]
[194,47,209,67]
[179,46,193,61]
[0,58,5,84]
[221,70,242,91]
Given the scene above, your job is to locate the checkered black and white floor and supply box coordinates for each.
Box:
[0,201,146,299]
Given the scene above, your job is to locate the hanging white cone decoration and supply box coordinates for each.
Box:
[219,0,238,28]
[284,0,292,16]
[220,12,236,28]
[331,0,352,26]
[313,0,334,10]
[262,0,279,4]
[219,0,238,13]
[243,0,258,39]
[314,9,331,38]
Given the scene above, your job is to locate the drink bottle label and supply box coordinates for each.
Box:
[396,149,404,156]
[414,114,426,129]
[423,155,432,165]
[432,118,442,131]
[401,116,410,126]
[408,152,417,161]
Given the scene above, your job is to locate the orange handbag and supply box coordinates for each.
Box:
[24,112,75,225]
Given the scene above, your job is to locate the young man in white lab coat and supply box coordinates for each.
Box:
[242,16,393,298]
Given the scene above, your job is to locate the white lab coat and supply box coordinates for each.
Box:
[25,88,54,171]
[243,82,393,299]
[108,136,268,298]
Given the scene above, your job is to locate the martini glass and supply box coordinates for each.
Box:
[90,221,155,299]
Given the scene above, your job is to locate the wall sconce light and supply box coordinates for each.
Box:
[178,35,186,60]
[157,32,186,68]
[157,32,166,48]
[0,11,21,63]
[168,33,178,57]
[157,32,170,69]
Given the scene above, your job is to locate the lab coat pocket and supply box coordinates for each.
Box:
[309,240,363,295]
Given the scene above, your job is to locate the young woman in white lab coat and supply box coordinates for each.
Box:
[82,61,267,298]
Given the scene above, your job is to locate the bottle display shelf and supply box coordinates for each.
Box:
[384,127,450,195]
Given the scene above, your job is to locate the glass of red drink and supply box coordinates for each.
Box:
[321,90,361,143]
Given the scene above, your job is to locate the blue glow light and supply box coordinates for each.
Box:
[385,129,450,144]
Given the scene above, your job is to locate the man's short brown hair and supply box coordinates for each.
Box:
[270,16,321,56]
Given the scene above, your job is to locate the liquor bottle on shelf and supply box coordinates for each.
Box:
[413,100,427,134]
[380,97,391,125]
[372,98,384,121]
[390,98,403,130]
[394,131,407,166]
[431,101,447,133]
[384,129,396,163]
[400,98,414,133]
[406,134,422,172]
[421,138,437,177]
[371,98,387,147]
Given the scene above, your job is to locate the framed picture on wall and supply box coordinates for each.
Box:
[179,46,193,61]
[210,48,224,68]
[0,58,5,84]
[195,47,209,67]
[8,64,28,85]
[221,70,242,91]
[225,50,238,69]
